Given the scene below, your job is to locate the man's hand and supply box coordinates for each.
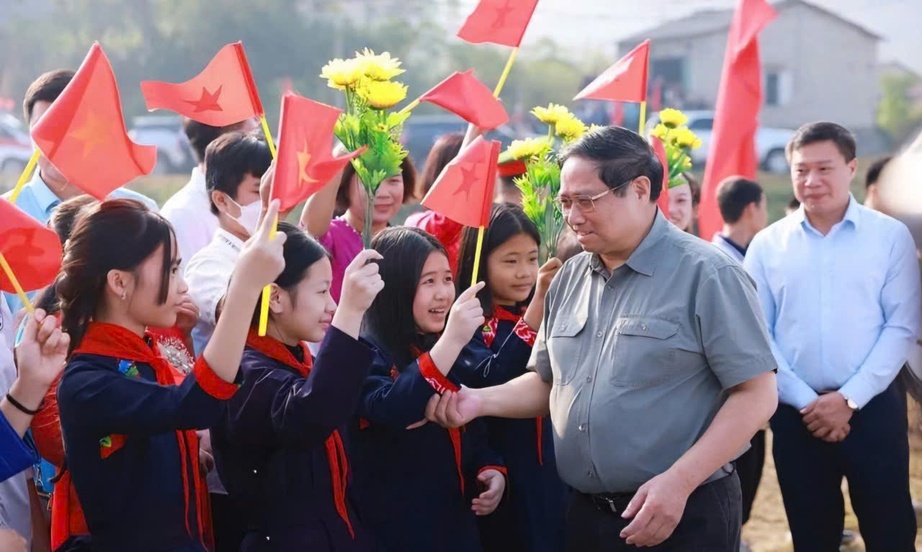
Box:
[425,388,483,428]
[801,393,853,442]
[472,469,505,516]
[620,470,693,547]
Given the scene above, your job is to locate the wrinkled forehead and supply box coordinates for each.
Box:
[560,156,608,196]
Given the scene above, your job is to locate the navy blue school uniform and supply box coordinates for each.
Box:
[347,338,506,552]
[457,306,569,552]
[57,322,238,552]
[211,326,378,551]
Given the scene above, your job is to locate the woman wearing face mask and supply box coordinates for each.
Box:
[301,155,417,304]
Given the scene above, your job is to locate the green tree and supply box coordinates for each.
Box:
[878,73,922,144]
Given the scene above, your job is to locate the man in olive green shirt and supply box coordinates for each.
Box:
[427,126,778,551]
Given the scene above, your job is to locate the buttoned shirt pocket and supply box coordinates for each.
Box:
[547,311,588,386]
[610,316,681,387]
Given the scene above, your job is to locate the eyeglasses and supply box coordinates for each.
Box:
[554,177,635,214]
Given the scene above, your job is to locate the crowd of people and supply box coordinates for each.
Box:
[0,66,918,552]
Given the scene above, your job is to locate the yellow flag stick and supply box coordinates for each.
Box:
[257,114,278,336]
[397,98,420,117]
[638,100,647,136]
[468,47,521,287]
[470,226,486,286]
[8,150,40,204]
[0,252,33,315]
[492,47,519,98]
[259,114,277,158]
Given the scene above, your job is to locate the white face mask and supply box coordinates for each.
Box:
[228,197,261,236]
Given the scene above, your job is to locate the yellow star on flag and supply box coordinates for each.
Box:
[70,110,110,158]
[297,141,319,187]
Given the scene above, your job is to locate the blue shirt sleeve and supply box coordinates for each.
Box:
[744,235,819,410]
[839,224,922,407]
[0,411,38,483]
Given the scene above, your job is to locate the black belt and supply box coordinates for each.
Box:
[584,463,735,515]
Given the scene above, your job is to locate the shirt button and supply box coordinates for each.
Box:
[641,324,647,331]
[587,470,594,478]
[578,423,587,432]
[596,331,603,338]
[586,375,592,383]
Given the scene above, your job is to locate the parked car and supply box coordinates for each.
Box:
[0,113,33,175]
[128,115,195,174]
[646,110,795,173]
[400,115,527,170]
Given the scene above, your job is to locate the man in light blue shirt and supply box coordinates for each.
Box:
[745,121,921,551]
[2,69,157,316]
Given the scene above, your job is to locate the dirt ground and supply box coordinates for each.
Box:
[743,405,922,552]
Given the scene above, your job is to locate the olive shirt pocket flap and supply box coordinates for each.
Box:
[616,317,678,340]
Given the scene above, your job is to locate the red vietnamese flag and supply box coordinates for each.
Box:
[0,199,63,293]
[419,70,509,130]
[273,94,364,212]
[650,136,671,219]
[422,137,499,228]
[457,0,539,47]
[140,42,264,126]
[699,0,776,240]
[574,40,650,103]
[30,43,156,201]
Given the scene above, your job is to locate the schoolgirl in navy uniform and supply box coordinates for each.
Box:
[55,199,286,551]
[455,203,569,552]
[348,226,506,552]
[211,223,384,551]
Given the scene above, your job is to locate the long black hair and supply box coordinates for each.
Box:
[56,199,174,354]
[250,221,329,326]
[365,226,449,367]
[457,203,540,317]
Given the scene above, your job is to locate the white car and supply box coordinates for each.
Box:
[646,110,795,174]
[0,114,33,175]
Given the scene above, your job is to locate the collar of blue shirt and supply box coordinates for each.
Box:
[791,193,862,235]
[23,170,62,223]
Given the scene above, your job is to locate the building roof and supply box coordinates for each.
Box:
[619,0,881,48]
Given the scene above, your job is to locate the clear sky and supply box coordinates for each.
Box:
[452,0,922,75]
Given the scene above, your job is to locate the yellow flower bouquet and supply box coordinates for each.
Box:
[651,108,703,188]
[501,104,594,262]
[321,49,411,246]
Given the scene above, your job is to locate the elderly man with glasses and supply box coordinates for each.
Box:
[425,126,778,551]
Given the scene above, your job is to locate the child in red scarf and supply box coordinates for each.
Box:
[211,223,384,550]
[55,198,286,551]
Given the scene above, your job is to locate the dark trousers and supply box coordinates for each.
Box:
[565,473,741,552]
[210,492,246,552]
[771,381,915,552]
[735,429,766,525]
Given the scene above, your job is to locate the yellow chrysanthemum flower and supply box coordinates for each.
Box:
[652,123,670,141]
[505,137,551,161]
[555,115,587,141]
[357,79,408,109]
[682,156,693,170]
[355,48,405,81]
[659,108,688,128]
[531,104,571,125]
[674,127,703,149]
[320,58,364,90]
